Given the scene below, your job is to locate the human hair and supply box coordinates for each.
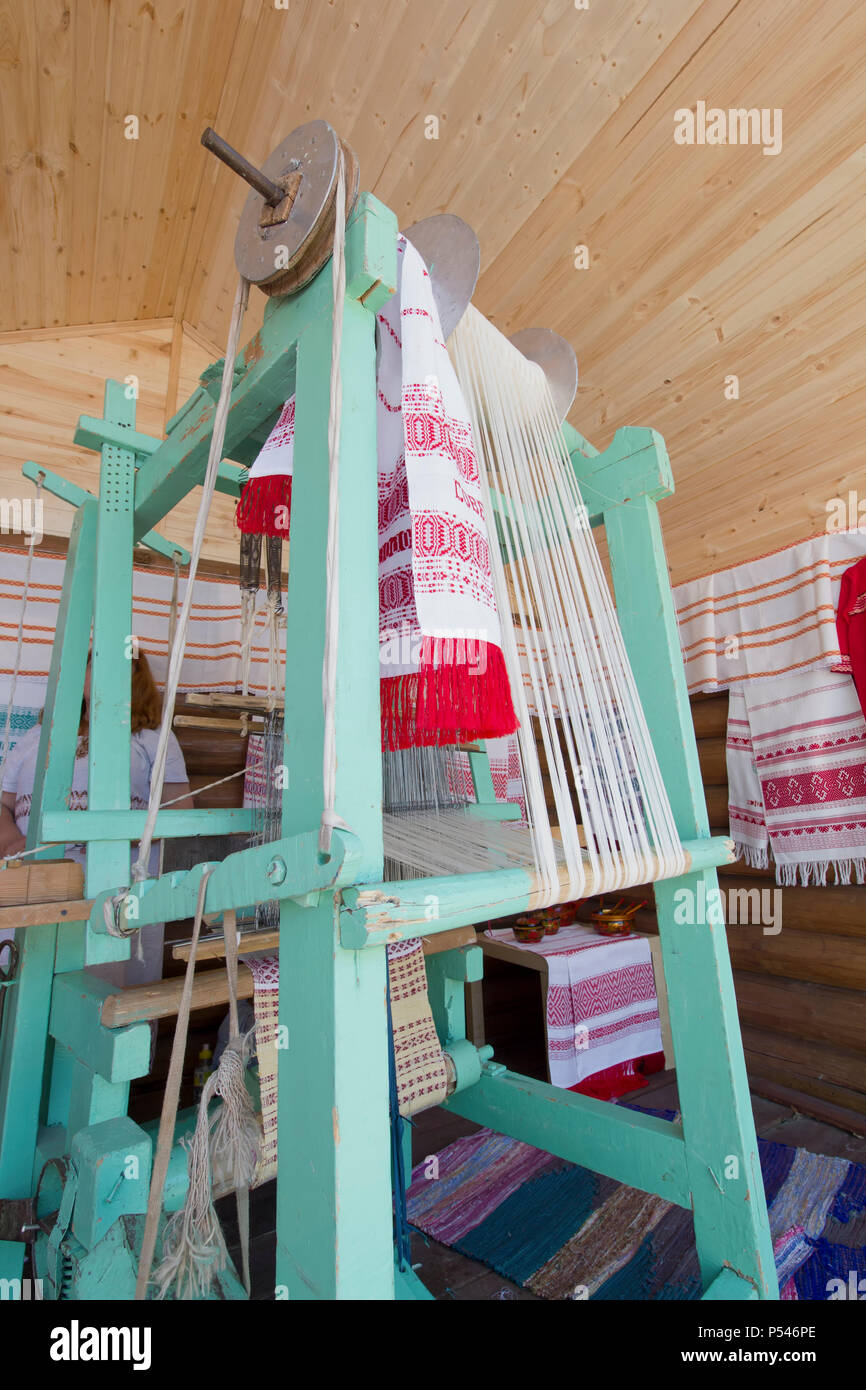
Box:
[46,647,164,754]
[128,649,163,733]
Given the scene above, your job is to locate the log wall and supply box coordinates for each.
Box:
[613,691,866,1134]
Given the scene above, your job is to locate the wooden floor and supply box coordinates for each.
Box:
[217,1067,866,1300]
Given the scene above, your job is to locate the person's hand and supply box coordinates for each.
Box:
[0,824,26,859]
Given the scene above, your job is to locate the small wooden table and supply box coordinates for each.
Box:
[471,926,674,1083]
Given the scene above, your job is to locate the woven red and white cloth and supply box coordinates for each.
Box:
[244,955,280,1184]
[486,733,527,822]
[485,923,661,1089]
[377,236,515,748]
[235,398,294,537]
[386,938,450,1117]
[727,672,866,885]
[244,939,448,1182]
[234,234,517,752]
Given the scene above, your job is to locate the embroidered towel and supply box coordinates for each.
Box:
[235,234,518,752]
[727,670,866,885]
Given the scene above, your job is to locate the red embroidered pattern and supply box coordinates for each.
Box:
[402,383,480,485]
[762,764,866,809]
[260,398,294,453]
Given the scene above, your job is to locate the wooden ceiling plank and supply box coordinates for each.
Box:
[66,0,112,326]
[139,0,248,321]
[174,0,271,337]
[0,3,42,330]
[113,0,194,323]
[32,1,73,332]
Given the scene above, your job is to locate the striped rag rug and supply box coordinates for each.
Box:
[407,1112,866,1299]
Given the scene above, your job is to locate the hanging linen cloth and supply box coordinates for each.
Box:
[376,236,516,749]
[234,235,518,752]
[674,531,866,885]
[236,397,294,537]
[727,671,866,885]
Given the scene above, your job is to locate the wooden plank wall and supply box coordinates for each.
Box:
[0,321,239,566]
[613,692,866,1134]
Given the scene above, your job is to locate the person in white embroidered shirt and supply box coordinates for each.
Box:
[0,648,193,985]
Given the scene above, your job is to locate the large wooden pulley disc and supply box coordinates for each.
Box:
[234,120,360,297]
[403,214,480,340]
[509,327,578,422]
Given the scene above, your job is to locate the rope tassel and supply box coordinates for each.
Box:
[153,1032,261,1301]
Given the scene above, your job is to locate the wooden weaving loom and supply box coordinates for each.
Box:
[0,120,777,1301]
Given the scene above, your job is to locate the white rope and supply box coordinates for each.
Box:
[0,758,266,871]
[0,473,44,795]
[319,148,348,854]
[167,550,181,657]
[239,590,256,697]
[131,277,250,884]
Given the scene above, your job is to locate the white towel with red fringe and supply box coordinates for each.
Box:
[236,234,517,752]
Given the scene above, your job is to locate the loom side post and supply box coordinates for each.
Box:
[0,502,98,1200]
[583,434,777,1300]
[273,204,398,1299]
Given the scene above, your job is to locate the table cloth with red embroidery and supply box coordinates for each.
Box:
[484,922,662,1089]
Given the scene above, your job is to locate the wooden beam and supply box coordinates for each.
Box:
[446,1067,691,1208]
[0,318,175,345]
[164,321,184,435]
[101,965,255,1026]
[0,860,84,906]
[742,1025,866,1096]
[691,695,729,739]
[746,1075,866,1139]
[0,899,92,931]
[734,970,866,1053]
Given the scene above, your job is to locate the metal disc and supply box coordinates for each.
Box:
[234,120,356,287]
[403,214,480,340]
[508,327,578,421]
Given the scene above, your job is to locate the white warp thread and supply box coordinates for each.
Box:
[449,306,685,902]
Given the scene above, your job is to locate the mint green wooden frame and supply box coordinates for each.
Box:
[0,189,776,1301]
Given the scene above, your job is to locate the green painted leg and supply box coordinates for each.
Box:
[655,871,777,1295]
[274,897,393,1299]
[597,483,777,1298]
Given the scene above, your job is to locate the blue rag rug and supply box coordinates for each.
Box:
[407,1108,866,1299]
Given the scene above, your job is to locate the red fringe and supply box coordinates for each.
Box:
[236,474,292,537]
[381,637,519,752]
[567,1052,665,1103]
